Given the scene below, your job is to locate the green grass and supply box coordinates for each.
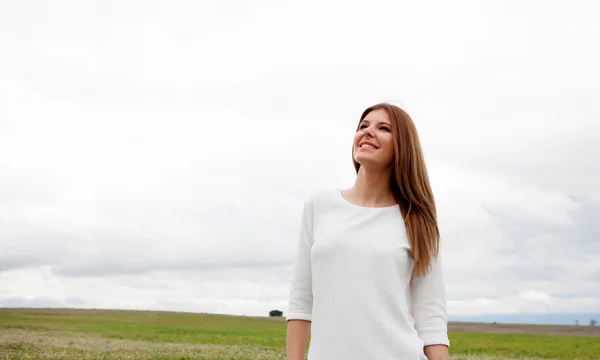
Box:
[0,308,598,359]
[0,308,286,347]
[450,331,598,359]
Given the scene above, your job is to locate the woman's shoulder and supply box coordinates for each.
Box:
[302,189,341,207]
[299,189,347,221]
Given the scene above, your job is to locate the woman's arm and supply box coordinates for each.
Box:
[411,252,450,359]
[286,320,311,360]
[424,344,449,360]
[286,199,315,359]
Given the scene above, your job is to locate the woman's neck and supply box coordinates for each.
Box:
[344,166,396,207]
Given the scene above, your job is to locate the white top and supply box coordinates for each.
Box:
[287,190,450,360]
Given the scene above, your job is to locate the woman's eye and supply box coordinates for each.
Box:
[381,127,390,132]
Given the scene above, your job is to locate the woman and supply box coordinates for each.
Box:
[286,103,450,360]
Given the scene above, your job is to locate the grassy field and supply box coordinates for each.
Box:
[0,308,598,360]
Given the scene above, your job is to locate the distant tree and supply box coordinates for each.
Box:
[269,310,283,317]
[575,320,579,326]
[590,319,598,327]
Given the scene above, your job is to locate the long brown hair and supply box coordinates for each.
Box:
[353,103,439,277]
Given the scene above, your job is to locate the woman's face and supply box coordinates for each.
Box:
[353,109,395,169]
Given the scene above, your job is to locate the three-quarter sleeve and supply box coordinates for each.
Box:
[286,199,314,321]
[410,252,450,347]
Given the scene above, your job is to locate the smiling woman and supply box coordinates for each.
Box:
[286,103,449,360]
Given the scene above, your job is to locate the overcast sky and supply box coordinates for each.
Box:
[1,0,599,318]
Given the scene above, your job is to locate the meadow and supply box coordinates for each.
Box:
[1,308,598,360]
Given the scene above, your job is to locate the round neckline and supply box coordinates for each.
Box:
[337,189,398,210]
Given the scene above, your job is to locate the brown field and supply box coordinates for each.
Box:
[449,321,600,337]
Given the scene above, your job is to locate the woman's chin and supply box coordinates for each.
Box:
[355,155,385,168]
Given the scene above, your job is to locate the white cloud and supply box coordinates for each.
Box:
[0,0,599,318]
[449,290,600,316]
[0,267,290,316]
